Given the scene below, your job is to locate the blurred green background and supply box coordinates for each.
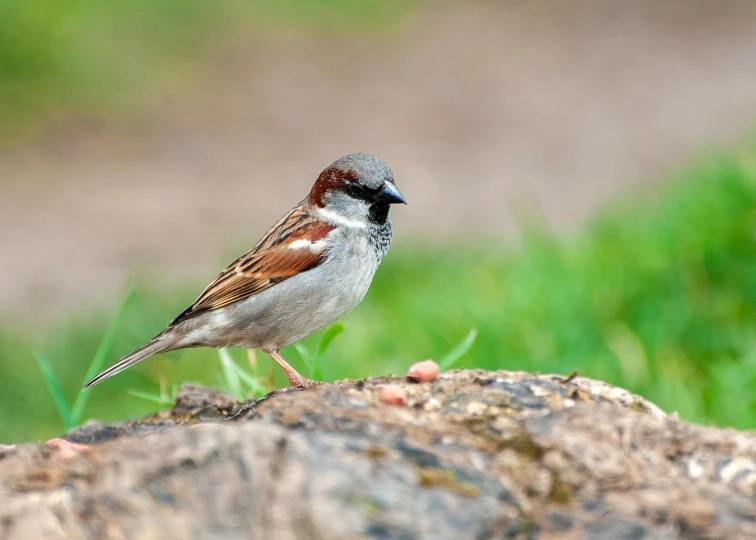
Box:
[3,0,756,442]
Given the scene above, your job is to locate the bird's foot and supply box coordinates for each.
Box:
[262,378,324,400]
[260,348,325,396]
[287,374,324,389]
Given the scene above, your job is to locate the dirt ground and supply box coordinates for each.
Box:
[3,0,756,323]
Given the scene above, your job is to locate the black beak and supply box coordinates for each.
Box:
[377,182,407,205]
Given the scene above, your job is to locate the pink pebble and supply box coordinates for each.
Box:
[406,359,440,383]
[45,438,90,461]
[379,385,407,406]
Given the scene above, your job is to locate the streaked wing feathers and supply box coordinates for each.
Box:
[170,205,335,325]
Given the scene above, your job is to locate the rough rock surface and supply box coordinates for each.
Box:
[1,370,755,539]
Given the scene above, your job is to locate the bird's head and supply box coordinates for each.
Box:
[307,153,406,227]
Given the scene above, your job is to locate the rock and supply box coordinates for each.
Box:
[172,383,238,416]
[0,369,754,539]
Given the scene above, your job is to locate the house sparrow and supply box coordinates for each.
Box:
[83,153,406,391]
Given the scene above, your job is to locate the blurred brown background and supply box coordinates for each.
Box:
[5,0,756,443]
[3,0,756,321]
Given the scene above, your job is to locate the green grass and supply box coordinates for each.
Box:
[0,0,412,141]
[3,147,756,442]
[295,323,345,381]
[33,288,134,429]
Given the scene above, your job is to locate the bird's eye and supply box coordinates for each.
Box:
[348,184,366,197]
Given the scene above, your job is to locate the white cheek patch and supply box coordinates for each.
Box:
[314,207,368,229]
[287,239,327,253]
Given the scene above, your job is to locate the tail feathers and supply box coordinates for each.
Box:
[82,333,176,390]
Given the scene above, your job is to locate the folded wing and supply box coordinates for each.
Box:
[170,205,336,325]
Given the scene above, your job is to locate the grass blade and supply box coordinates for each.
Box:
[294,343,316,379]
[294,323,345,381]
[317,323,345,358]
[229,361,267,396]
[219,348,244,402]
[71,287,136,424]
[295,343,326,381]
[312,365,324,381]
[127,390,174,407]
[34,353,73,429]
[80,287,137,384]
[439,328,479,370]
[294,343,312,366]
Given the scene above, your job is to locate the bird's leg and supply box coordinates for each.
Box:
[263,349,322,389]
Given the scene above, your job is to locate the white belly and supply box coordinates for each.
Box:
[192,244,380,351]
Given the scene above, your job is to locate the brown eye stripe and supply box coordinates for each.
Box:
[307,167,360,208]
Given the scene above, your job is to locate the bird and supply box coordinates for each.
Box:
[83,153,406,391]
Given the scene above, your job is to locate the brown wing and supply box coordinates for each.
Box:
[170,205,335,325]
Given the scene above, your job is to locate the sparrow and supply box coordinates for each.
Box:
[83,153,406,391]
